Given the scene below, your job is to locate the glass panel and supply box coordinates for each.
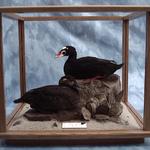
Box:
[3,18,20,115]
[128,16,146,117]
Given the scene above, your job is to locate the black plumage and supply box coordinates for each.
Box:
[14,76,80,113]
[56,46,123,79]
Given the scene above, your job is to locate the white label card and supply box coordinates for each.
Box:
[62,122,87,129]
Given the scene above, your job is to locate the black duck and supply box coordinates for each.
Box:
[56,46,123,79]
[14,76,80,113]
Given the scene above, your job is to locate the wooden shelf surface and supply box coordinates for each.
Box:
[0,5,150,13]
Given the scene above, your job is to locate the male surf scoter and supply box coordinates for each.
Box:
[14,76,80,113]
[56,46,123,79]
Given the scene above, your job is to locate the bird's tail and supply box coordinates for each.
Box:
[116,63,124,70]
[13,98,23,103]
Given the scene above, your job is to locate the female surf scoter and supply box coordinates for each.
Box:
[56,46,123,79]
[14,76,80,113]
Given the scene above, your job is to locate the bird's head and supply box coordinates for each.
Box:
[56,46,77,58]
[59,75,79,91]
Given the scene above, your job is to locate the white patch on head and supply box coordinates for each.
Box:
[62,47,66,49]
[62,46,68,50]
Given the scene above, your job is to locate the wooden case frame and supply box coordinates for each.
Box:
[0,5,150,144]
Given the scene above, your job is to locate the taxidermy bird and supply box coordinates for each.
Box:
[14,76,80,113]
[56,46,123,80]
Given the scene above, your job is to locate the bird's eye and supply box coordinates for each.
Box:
[62,51,66,55]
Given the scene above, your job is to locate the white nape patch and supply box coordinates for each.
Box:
[62,122,87,129]
[62,46,67,50]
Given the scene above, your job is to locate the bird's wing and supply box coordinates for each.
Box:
[77,57,116,65]
[29,86,73,98]
[73,57,116,71]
